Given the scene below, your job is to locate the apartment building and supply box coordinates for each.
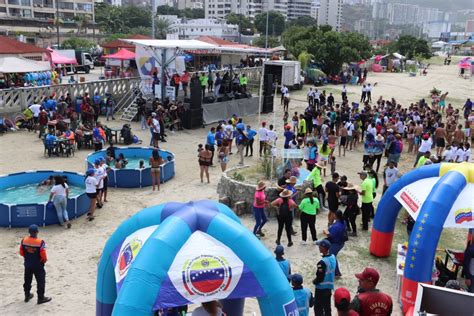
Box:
[287,0,312,20]
[317,0,342,31]
[0,0,94,22]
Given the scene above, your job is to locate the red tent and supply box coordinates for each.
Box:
[103,48,135,60]
[47,48,77,65]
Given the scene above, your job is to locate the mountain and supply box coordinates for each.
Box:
[386,0,473,12]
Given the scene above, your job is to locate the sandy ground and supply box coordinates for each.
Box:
[0,61,471,315]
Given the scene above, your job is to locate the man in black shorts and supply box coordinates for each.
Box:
[325,172,340,228]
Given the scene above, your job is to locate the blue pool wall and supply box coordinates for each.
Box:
[86,147,175,188]
[0,170,89,228]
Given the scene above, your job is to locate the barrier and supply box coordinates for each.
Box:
[86,147,175,188]
[0,170,89,227]
[96,200,297,316]
[202,96,260,125]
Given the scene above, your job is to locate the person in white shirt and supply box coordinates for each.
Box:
[463,143,471,162]
[341,85,347,100]
[281,86,289,105]
[29,102,42,125]
[192,301,225,316]
[443,146,455,162]
[267,124,278,146]
[258,121,268,156]
[307,88,314,106]
[94,160,106,207]
[48,175,71,228]
[151,112,160,148]
[345,120,355,150]
[414,134,433,167]
[454,146,465,162]
[85,168,99,221]
[367,122,377,137]
[367,83,373,102]
[383,160,399,194]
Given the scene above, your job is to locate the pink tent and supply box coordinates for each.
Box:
[47,48,77,65]
[103,48,135,60]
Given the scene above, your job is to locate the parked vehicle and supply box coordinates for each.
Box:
[57,49,94,74]
[263,60,304,90]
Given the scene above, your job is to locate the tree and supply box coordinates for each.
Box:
[287,16,317,28]
[252,36,280,48]
[282,26,372,75]
[391,35,431,59]
[225,13,254,35]
[155,18,171,39]
[95,3,151,34]
[254,11,285,36]
[74,14,91,34]
[156,5,204,19]
[298,51,314,70]
[62,38,94,50]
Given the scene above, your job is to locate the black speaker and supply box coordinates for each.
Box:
[190,79,202,109]
[261,95,274,113]
[183,108,203,129]
[263,74,274,96]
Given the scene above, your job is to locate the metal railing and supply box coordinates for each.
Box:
[0,77,141,114]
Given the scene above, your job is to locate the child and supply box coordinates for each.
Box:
[197,143,203,153]
[291,274,314,315]
[442,145,454,162]
[139,160,145,169]
[274,245,291,280]
[329,156,336,175]
[292,112,299,133]
[283,111,289,125]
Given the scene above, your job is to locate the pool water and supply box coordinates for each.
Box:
[112,157,148,169]
[0,184,84,204]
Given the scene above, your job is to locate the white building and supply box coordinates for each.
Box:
[372,0,388,20]
[422,21,451,39]
[355,19,375,39]
[176,0,204,9]
[288,0,313,20]
[317,0,342,31]
[164,17,239,41]
[310,0,320,21]
[386,3,418,25]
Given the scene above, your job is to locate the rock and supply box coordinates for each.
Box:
[234,201,247,216]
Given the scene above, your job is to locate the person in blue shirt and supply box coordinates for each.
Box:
[215,125,224,150]
[324,210,346,278]
[245,125,256,157]
[235,128,248,165]
[291,273,314,316]
[206,127,216,166]
[283,125,294,149]
[45,96,57,114]
[313,239,336,316]
[275,245,291,280]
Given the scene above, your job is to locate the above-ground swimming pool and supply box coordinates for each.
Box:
[86,147,175,188]
[0,170,89,227]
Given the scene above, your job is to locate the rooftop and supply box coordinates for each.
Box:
[0,35,47,55]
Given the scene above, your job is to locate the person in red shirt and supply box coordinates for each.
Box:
[19,224,52,304]
[334,287,359,315]
[171,73,181,99]
[350,268,392,316]
[180,70,190,97]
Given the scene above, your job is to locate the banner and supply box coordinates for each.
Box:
[111,225,159,291]
[154,231,264,309]
[394,177,474,228]
[135,44,185,79]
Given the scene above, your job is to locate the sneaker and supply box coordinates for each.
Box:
[37,297,52,305]
[257,230,265,237]
[300,240,307,245]
[24,293,33,303]
[313,240,319,245]
[254,234,261,239]
[288,242,293,247]
[275,240,280,245]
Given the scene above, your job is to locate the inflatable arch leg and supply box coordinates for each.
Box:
[370,164,440,257]
[96,201,240,315]
[401,171,467,313]
[113,209,296,315]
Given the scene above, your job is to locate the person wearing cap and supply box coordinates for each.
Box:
[414,133,432,167]
[324,210,347,277]
[358,171,374,231]
[258,121,268,156]
[298,187,319,244]
[271,189,298,247]
[274,245,292,280]
[94,159,106,208]
[306,162,327,209]
[20,224,52,304]
[350,268,392,316]
[312,239,336,316]
[334,287,359,316]
[292,273,314,316]
[206,127,216,166]
[85,168,99,221]
[151,112,160,148]
[253,181,269,237]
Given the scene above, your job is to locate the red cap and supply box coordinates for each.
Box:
[334,287,351,305]
[355,267,380,285]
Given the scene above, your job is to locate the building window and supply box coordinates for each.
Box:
[58,1,73,10]
[76,3,92,12]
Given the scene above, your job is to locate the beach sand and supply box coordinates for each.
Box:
[0,61,470,315]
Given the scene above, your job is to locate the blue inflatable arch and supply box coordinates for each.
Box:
[96,200,297,316]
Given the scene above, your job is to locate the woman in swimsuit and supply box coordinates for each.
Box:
[218,140,230,172]
[150,149,163,191]
[198,144,212,183]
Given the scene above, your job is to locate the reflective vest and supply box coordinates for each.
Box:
[240,76,248,85]
[277,259,290,279]
[316,255,336,290]
[294,287,312,316]
[20,236,47,269]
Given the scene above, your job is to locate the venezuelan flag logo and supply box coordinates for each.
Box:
[454,208,472,224]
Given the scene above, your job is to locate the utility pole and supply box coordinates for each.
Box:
[238,0,242,43]
[56,0,60,47]
[151,0,156,39]
[265,9,269,52]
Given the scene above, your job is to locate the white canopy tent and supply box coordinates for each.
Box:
[0,56,51,73]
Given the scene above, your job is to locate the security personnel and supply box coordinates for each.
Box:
[313,239,336,316]
[274,245,291,280]
[20,224,52,304]
[291,273,314,316]
[350,268,392,316]
[239,74,248,93]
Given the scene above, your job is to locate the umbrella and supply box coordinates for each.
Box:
[459,62,471,69]
[103,48,135,60]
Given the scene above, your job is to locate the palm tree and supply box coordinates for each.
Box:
[74,14,91,34]
[155,18,171,39]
